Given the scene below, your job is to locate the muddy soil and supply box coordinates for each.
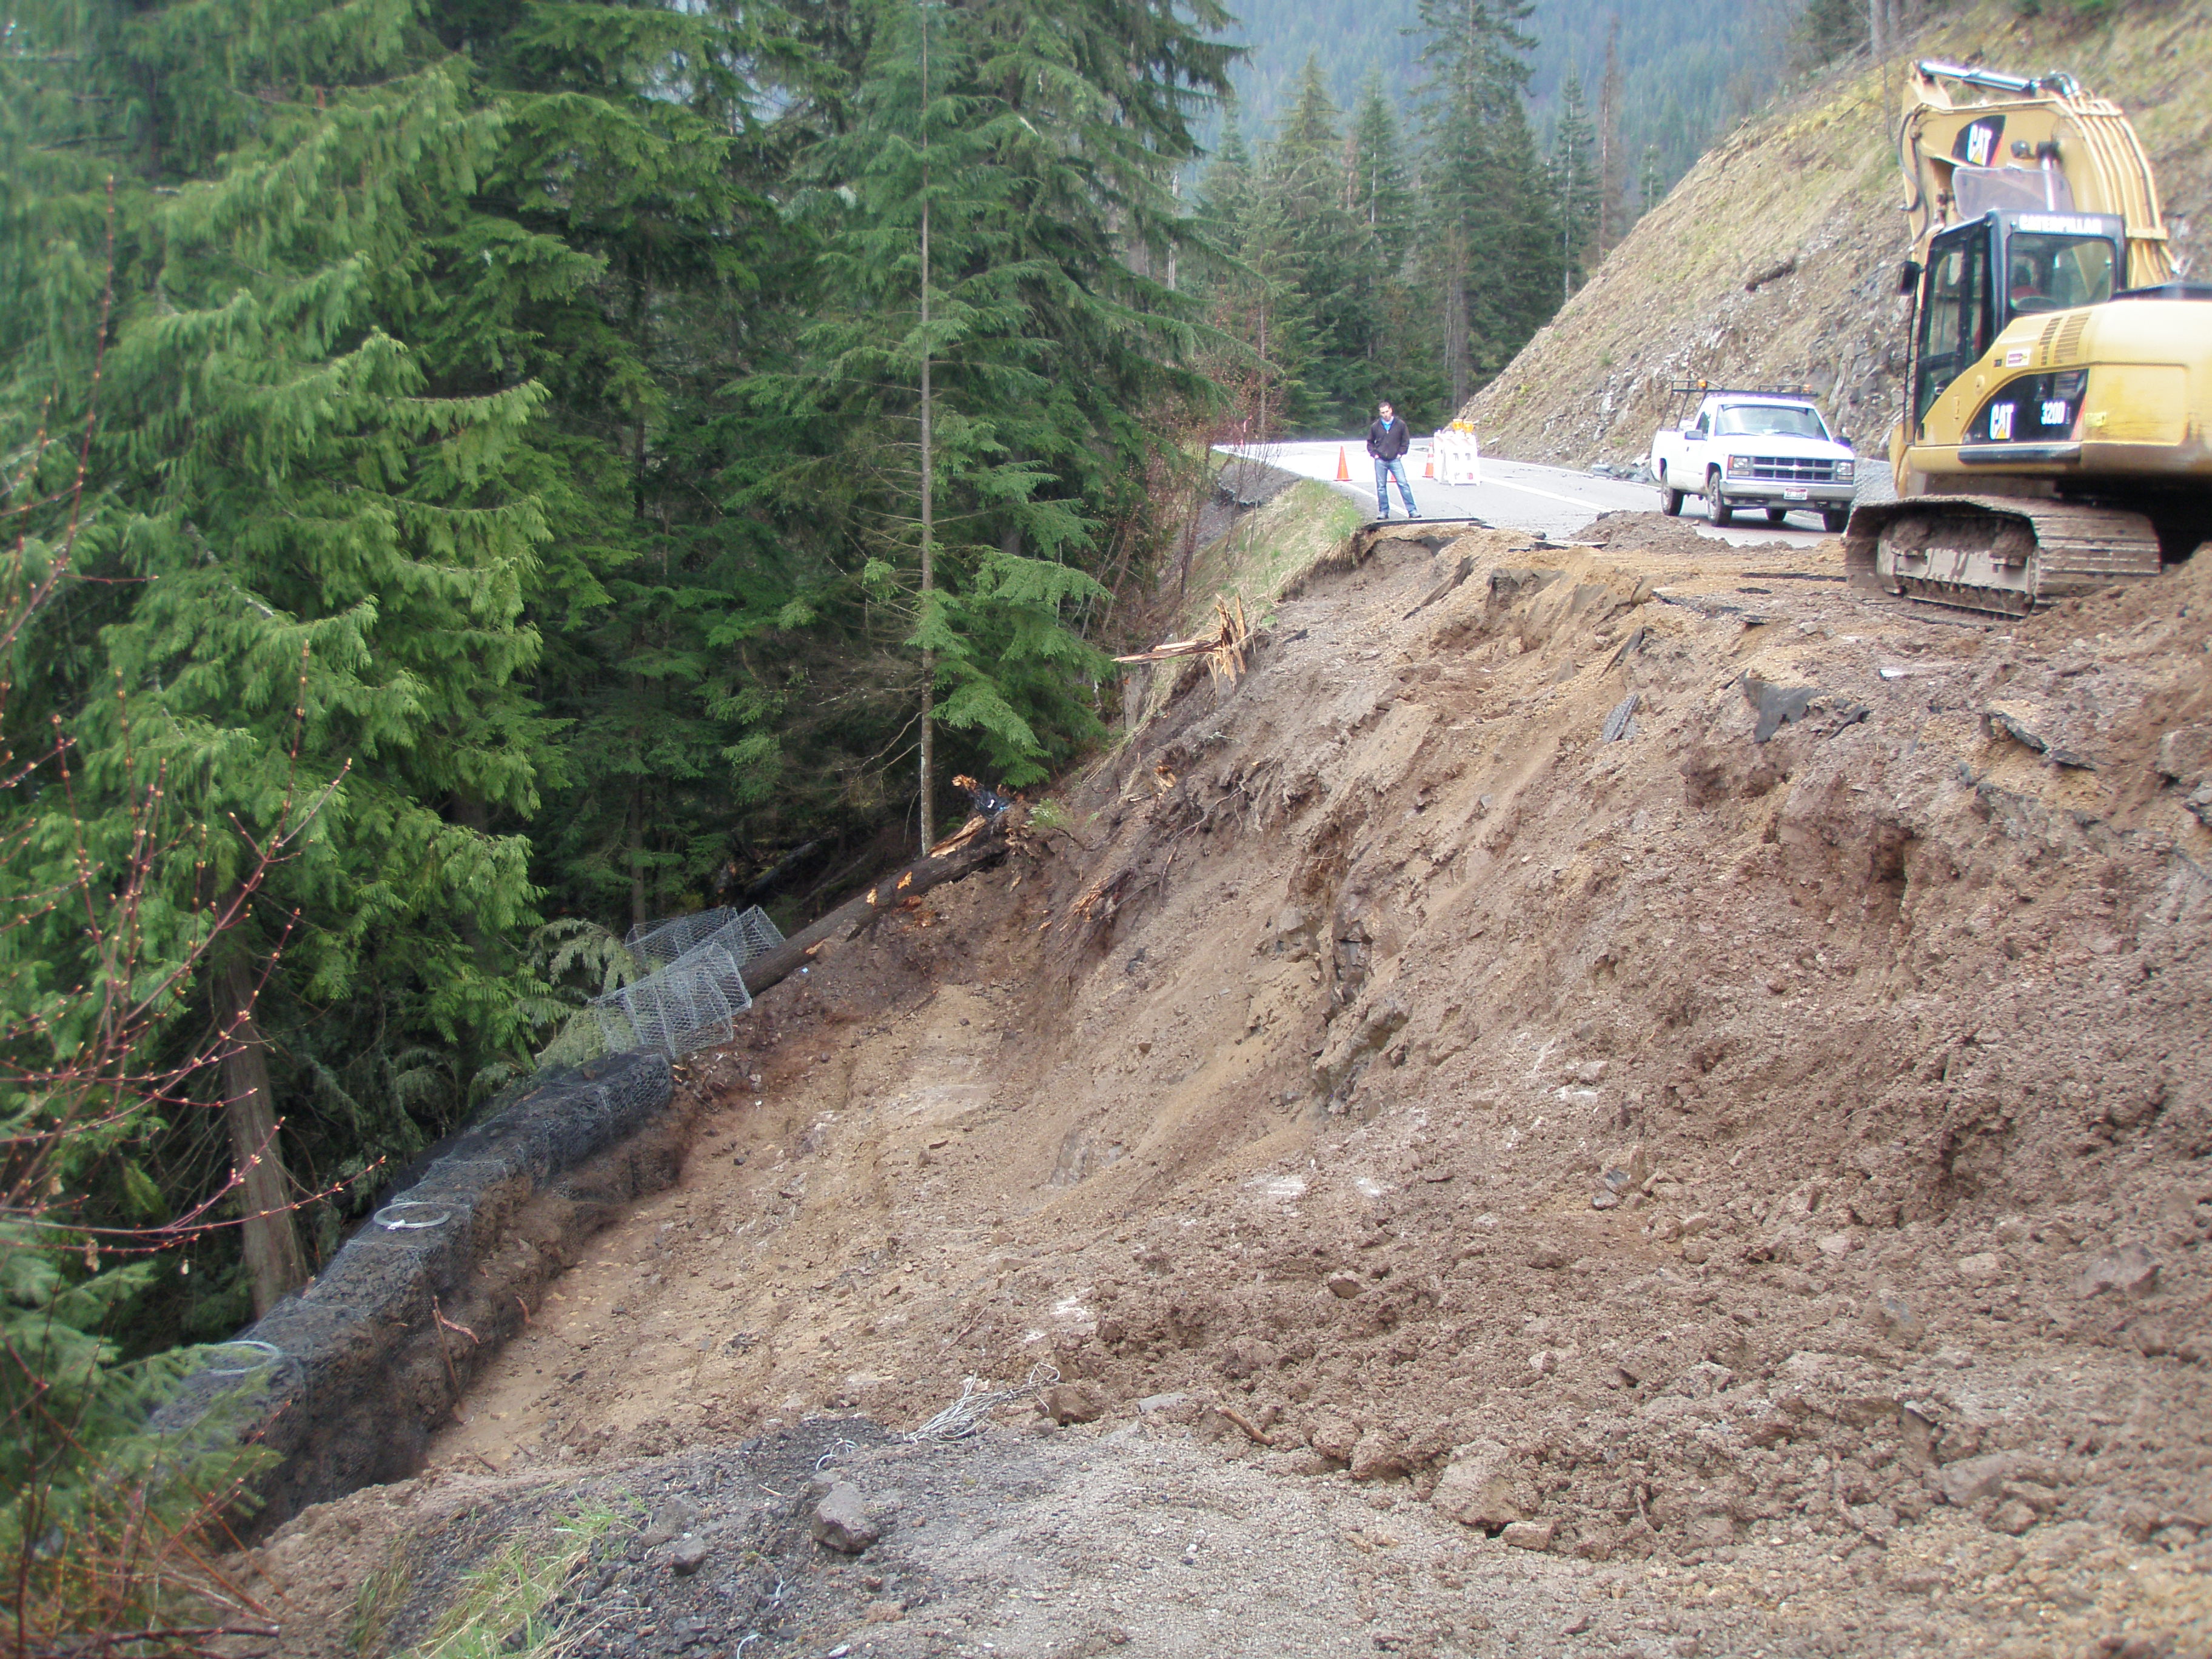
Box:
[238,517,2212,1658]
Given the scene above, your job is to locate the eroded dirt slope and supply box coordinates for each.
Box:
[252,521,2212,1657]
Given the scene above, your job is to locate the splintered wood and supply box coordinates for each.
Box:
[1114,594,1252,684]
[1070,866,1131,922]
[925,813,998,859]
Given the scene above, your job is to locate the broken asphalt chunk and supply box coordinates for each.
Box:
[1601,692,1641,743]
[1741,674,1871,743]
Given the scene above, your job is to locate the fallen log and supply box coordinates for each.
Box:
[738,824,1010,998]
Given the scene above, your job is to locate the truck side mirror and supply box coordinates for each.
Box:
[1898,259,1923,295]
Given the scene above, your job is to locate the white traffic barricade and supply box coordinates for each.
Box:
[1432,421,1482,485]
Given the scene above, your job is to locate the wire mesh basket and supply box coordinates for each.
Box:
[626,905,785,971]
[594,907,786,1059]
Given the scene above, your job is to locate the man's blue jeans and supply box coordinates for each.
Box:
[1374,457,1417,517]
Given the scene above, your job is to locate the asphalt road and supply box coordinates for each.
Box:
[1218,438,1873,547]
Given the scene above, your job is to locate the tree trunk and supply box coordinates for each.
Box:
[629,780,648,930]
[917,21,937,856]
[738,830,1008,999]
[1598,19,1625,253]
[215,950,308,1316]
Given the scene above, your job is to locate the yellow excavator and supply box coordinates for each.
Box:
[1844,60,2211,615]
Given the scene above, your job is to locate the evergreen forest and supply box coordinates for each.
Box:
[0,0,1774,1632]
[1208,0,1806,223]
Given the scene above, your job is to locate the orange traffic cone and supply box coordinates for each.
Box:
[1335,446,1350,482]
[1423,452,1435,479]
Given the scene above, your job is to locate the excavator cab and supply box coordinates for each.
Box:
[1908,209,2126,436]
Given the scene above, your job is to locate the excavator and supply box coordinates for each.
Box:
[1844,60,2212,615]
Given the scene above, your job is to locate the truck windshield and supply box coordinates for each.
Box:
[1713,405,1829,439]
[2005,233,2116,316]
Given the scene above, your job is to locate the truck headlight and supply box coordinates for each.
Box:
[1726,454,1752,478]
[1833,460,1855,482]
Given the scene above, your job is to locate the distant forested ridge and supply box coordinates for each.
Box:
[1213,0,1805,206]
[1190,0,1757,438]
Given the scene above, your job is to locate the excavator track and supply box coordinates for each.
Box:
[1842,495,2163,616]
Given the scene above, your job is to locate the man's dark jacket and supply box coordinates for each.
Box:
[1366,416,1410,461]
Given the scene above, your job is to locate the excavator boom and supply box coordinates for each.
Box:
[1895,60,2172,285]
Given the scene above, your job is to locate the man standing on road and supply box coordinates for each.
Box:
[1366,401,1419,520]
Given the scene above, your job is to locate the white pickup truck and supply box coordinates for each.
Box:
[1647,387,1858,532]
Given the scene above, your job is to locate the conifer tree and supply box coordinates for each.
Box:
[1349,78,1416,258]
[1638,142,1667,222]
[1193,123,1312,438]
[434,0,819,920]
[1597,18,1627,253]
[2,0,563,1315]
[1264,58,1373,429]
[1413,0,1558,406]
[749,0,1231,821]
[1550,73,1602,300]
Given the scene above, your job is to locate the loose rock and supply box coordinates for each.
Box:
[637,1498,697,1548]
[1349,1429,1406,1483]
[1939,1452,2048,1507]
[1042,1382,1107,1424]
[1431,1443,1529,1530]
[1954,1251,2003,1284]
[1310,1415,1360,1464]
[1501,1519,1557,1552]
[812,1482,881,1554]
[2076,1243,2160,1300]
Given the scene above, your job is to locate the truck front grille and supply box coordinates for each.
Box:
[1743,457,1836,482]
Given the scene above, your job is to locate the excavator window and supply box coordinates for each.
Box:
[1916,227,1993,426]
[2003,232,2116,320]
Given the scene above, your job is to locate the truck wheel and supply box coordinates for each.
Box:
[1659,466,1684,517]
[1765,507,1789,525]
[1822,508,1849,534]
[1704,471,1732,527]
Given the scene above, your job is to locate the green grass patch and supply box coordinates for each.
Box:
[347,1547,413,1656]
[1119,468,1362,734]
[1176,475,1363,637]
[394,1504,622,1659]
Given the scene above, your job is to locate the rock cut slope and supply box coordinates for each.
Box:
[249,503,2212,1657]
[1462,0,2212,469]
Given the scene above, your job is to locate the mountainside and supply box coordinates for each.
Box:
[1460,0,2212,466]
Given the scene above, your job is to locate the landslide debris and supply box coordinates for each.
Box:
[1461,0,2212,469]
[241,514,2211,1657]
